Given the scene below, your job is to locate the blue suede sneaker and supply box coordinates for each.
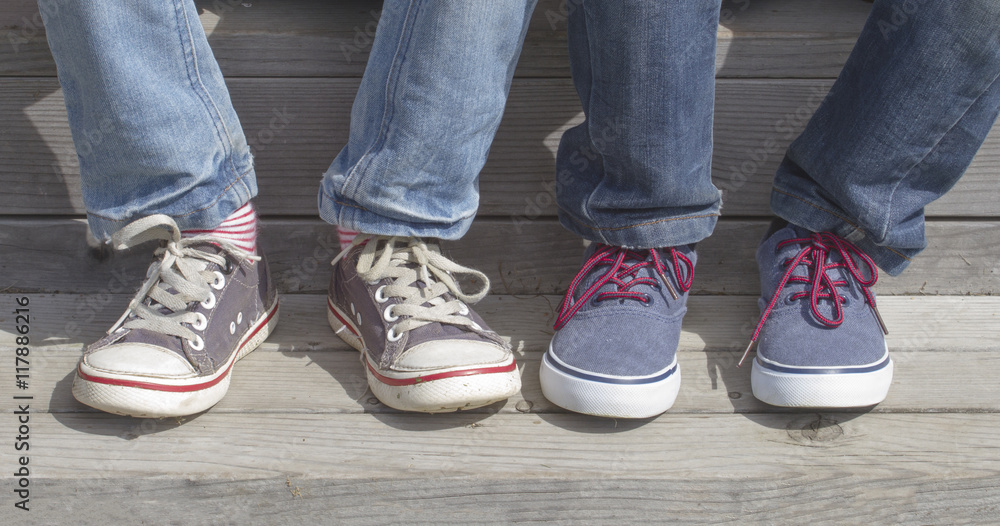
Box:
[744,220,891,407]
[539,243,695,418]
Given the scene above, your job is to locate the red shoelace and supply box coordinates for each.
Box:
[553,245,694,330]
[738,231,888,366]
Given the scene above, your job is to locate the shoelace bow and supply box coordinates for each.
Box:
[738,231,888,367]
[107,215,260,348]
[553,245,693,330]
[330,235,492,339]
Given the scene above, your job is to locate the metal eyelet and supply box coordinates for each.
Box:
[642,294,654,306]
[783,295,797,306]
[470,321,482,331]
[191,312,208,331]
[229,322,236,335]
[211,271,226,290]
[201,292,216,309]
[458,302,469,316]
[237,312,243,324]
[223,259,236,274]
[375,285,389,303]
[387,327,403,342]
[383,304,399,322]
[188,335,205,351]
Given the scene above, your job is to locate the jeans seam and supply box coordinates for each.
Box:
[560,206,720,233]
[772,187,911,261]
[333,199,369,212]
[580,4,600,228]
[339,0,420,207]
[175,1,239,181]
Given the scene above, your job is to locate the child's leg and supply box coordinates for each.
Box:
[320,0,537,241]
[41,1,256,239]
[771,0,1000,275]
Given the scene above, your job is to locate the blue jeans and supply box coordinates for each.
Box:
[44,1,1000,275]
[40,0,256,239]
[771,1,1000,274]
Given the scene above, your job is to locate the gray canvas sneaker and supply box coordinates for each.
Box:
[744,220,891,407]
[328,236,520,413]
[540,243,695,418]
[73,215,279,417]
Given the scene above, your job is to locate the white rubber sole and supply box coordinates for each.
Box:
[539,344,681,419]
[328,301,521,413]
[72,301,279,418]
[751,348,893,408]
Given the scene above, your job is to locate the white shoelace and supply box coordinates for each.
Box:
[107,215,260,348]
[330,236,491,339]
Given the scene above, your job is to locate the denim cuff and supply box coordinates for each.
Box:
[86,163,257,242]
[318,186,474,241]
[769,186,914,276]
[556,207,719,250]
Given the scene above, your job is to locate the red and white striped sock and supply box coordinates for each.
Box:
[337,226,359,251]
[183,203,258,254]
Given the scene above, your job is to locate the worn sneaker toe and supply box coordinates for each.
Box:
[394,339,511,372]
[82,343,197,378]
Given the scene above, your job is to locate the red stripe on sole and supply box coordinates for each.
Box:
[77,301,278,393]
[328,298,515,386]
[365,356,517,387]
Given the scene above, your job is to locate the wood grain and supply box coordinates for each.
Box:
[1,0,873,78]
[24,474,1000,524]
[2,294,997,414]
[0,218,996,295]
[4,78,997,217]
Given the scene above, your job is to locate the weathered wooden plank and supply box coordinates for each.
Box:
[3,294,994,354]
[25,475,1000,524]
[10,346,1000,415]
[0,218,995,295]
[2,294,997,414]
[12,412,1000,482]
[1,0,873,78]
[5,78,997,217]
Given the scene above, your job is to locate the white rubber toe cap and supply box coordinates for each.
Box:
[83,343,197,377]
[393,339,509,371]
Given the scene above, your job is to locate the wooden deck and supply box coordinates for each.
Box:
[2,0,999,522]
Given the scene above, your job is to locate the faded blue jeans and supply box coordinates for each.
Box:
[324,0,1000,274]
[44,1,1000,275]
[41,1,256,239]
